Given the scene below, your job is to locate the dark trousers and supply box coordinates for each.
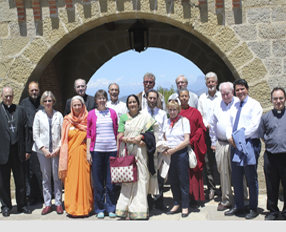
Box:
[231,139,261,210]
[0,144,27,211]
[91,151,117,214]
[169,147,189,209]
[204,131,216,191]
[25,151,43,200]
[264,151,286,217]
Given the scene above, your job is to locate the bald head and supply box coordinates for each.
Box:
[1,86,14,106]
[219,82,234,105]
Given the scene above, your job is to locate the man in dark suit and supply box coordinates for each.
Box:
[0,86,32,217]
[64,78,96,115]
[20,81,44,205]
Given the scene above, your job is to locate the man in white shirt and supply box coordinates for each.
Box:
[136,72,166,111]
[198,71,221,200]
[168,75,198,108]
[224,79,262,219]
[106,83,128,123]
[209,82,238,211]
[143,89,168,211]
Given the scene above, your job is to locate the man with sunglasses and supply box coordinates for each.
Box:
[64,78,96,115]
[257,87,286,220]
[20,81,44,206]
[136,72,166,111]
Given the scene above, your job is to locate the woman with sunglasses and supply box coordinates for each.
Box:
[32,91,63,215]
[178,89,207,206]
[163,98,190,217]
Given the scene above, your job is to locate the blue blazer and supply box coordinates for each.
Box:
[232,128,256,166]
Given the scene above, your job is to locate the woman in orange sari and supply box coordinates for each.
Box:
[59,95,93,217]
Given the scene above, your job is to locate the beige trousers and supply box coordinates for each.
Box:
[215,140,248,206]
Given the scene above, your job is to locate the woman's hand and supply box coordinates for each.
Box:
[51,148,60,157]
[86,151,92,165]
[42,148,51,158]
[133,135,143,144]
[162,148,175,156]
[138,141,145,147]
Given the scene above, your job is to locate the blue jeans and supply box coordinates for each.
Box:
[169,147,189,209]
[91,151,117,213]
[231,139,261,210]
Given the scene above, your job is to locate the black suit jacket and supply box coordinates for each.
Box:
[64,94,97,116]
[0,103,32,165]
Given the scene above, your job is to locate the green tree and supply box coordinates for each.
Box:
[157,85,175,107]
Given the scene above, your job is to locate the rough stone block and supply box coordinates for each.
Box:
[267,74,286,90]
[248,41,271,59]
[272,6,286,22]
[227,43,253,70]
[1,37,30,57]
[23,38,49,64]
[233,25,257,41]
[258,23,286,39]
[0,58,14,78]
[8,56,35,83]
[264,58,283,76]
[249,81,272,109]
[211,27,240,55]
[272,39,286,57]
[247,7,271,24]
[0,22,9,37]
[241,58,268,82]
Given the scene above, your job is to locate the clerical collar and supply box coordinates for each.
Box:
[273,108,285,118]
[2,102,16,113]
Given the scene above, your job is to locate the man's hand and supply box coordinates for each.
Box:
[25,153,31,161]
[211,145,216,152]
[228,137,236,147]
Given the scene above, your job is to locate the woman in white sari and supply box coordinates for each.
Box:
[115,94,158,220]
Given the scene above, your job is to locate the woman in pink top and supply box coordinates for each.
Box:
[86,90,118,219]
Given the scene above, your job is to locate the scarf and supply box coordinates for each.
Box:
[58,104,88,181]
[169,114,180,128]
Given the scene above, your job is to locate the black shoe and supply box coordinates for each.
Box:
[265,213,278,220]
[224,207,245,216]
[181,213,189,218]
[1,207,10,217]
[18,206,32,214]
[166,207,181,215]
[245,209,258,219]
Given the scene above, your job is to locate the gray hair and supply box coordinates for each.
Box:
[108,83,120,92]
[1,86,14,95]
[219,82,233,91]
[71,95,85,105]
[40,91,56,106]
[175,75,188,85]
[205,72,218,82]
[143,72,156,81]
[74,79,86,89]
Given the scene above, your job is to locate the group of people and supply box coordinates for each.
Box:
[0,71,285,221]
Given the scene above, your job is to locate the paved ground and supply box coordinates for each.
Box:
[0,186,285,222]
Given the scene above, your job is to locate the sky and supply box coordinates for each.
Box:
[86,47,207,99]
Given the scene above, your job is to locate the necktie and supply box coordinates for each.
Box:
[233,101,244,132]
[151,109,154,118]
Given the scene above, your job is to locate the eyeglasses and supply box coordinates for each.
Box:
[176,81,186,85]
[221,91,231,97]
[272,97,285,102]
[43,100,52,103]
[144,81,154,84]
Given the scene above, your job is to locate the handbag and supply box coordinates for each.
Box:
[188,146,197,169]
[180,116,197,169]
[109,136,138,184]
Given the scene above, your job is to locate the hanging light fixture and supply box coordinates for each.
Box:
[128,20,149,53]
